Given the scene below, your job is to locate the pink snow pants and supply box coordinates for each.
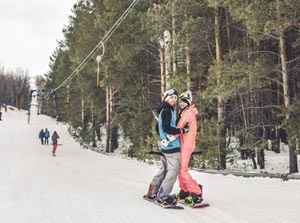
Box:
[52,144,57,155]
[178,149,202,195]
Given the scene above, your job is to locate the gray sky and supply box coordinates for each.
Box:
[0,0,77,76]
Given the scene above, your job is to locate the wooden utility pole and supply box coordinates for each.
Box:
[96,55,102,87]
[159,44,166,100]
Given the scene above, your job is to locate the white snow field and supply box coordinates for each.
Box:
[0,106,300,223]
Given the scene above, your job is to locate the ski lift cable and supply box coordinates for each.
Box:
[54,0,140,92]
[56,0,139,90]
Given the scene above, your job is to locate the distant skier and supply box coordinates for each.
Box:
[44,128,50,145]
[0,103,2,121]
[39,129,44,145]
[3,103,7,112]
[51,131,60,156]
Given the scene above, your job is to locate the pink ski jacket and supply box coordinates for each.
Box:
[177,104,198,150]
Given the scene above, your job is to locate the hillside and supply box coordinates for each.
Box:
[0,106,300,223]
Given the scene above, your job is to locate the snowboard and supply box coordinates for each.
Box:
[143,195,184,209]
[188,202,209,208]
[149,150,202,156]
[178,200,210,208]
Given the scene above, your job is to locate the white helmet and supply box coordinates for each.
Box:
[179,90,192,105]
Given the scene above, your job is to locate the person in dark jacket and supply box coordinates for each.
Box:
[0,103,2,121]
[39,129,44,145]
[44,128,50,145]
[144,89,189,206]
[51,131,60,156]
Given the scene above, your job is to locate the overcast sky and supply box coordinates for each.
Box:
[0,0,77,76]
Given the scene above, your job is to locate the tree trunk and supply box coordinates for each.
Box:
[91,102,96,147]
[96,122,101,141]
[215,3,226,169]
[96,61,100,87]
[279,34,298,173]
[276,0,297,173]
[171,0,177,77]
[186,40,191,90]
[159,47,166,101]
[279,34,290,118]
[164,31,172,89]
[106,84,111,153]
[81,97,85,125]
[257,148,265,169]
[111,125,118,152]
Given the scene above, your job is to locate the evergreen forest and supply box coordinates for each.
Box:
[2,0,300,173]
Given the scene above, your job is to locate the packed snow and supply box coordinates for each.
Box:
[1,106,300,223]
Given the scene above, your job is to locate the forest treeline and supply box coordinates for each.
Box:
[34,0,300,172]
[0,66,30,110]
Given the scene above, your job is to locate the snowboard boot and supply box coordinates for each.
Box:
[175,189,189,201]
[157,194,177,206]
[199,184,203,195]
[184,193,203,207]
[145,193,156,200]
[145,184,157,200]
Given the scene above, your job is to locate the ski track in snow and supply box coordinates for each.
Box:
[0,107,300,223]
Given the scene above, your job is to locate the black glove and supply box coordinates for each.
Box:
[182,123,189,134]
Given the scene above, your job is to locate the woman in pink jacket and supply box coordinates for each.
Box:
[176,91,203,206]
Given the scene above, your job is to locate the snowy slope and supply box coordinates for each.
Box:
[0,106,300,223]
